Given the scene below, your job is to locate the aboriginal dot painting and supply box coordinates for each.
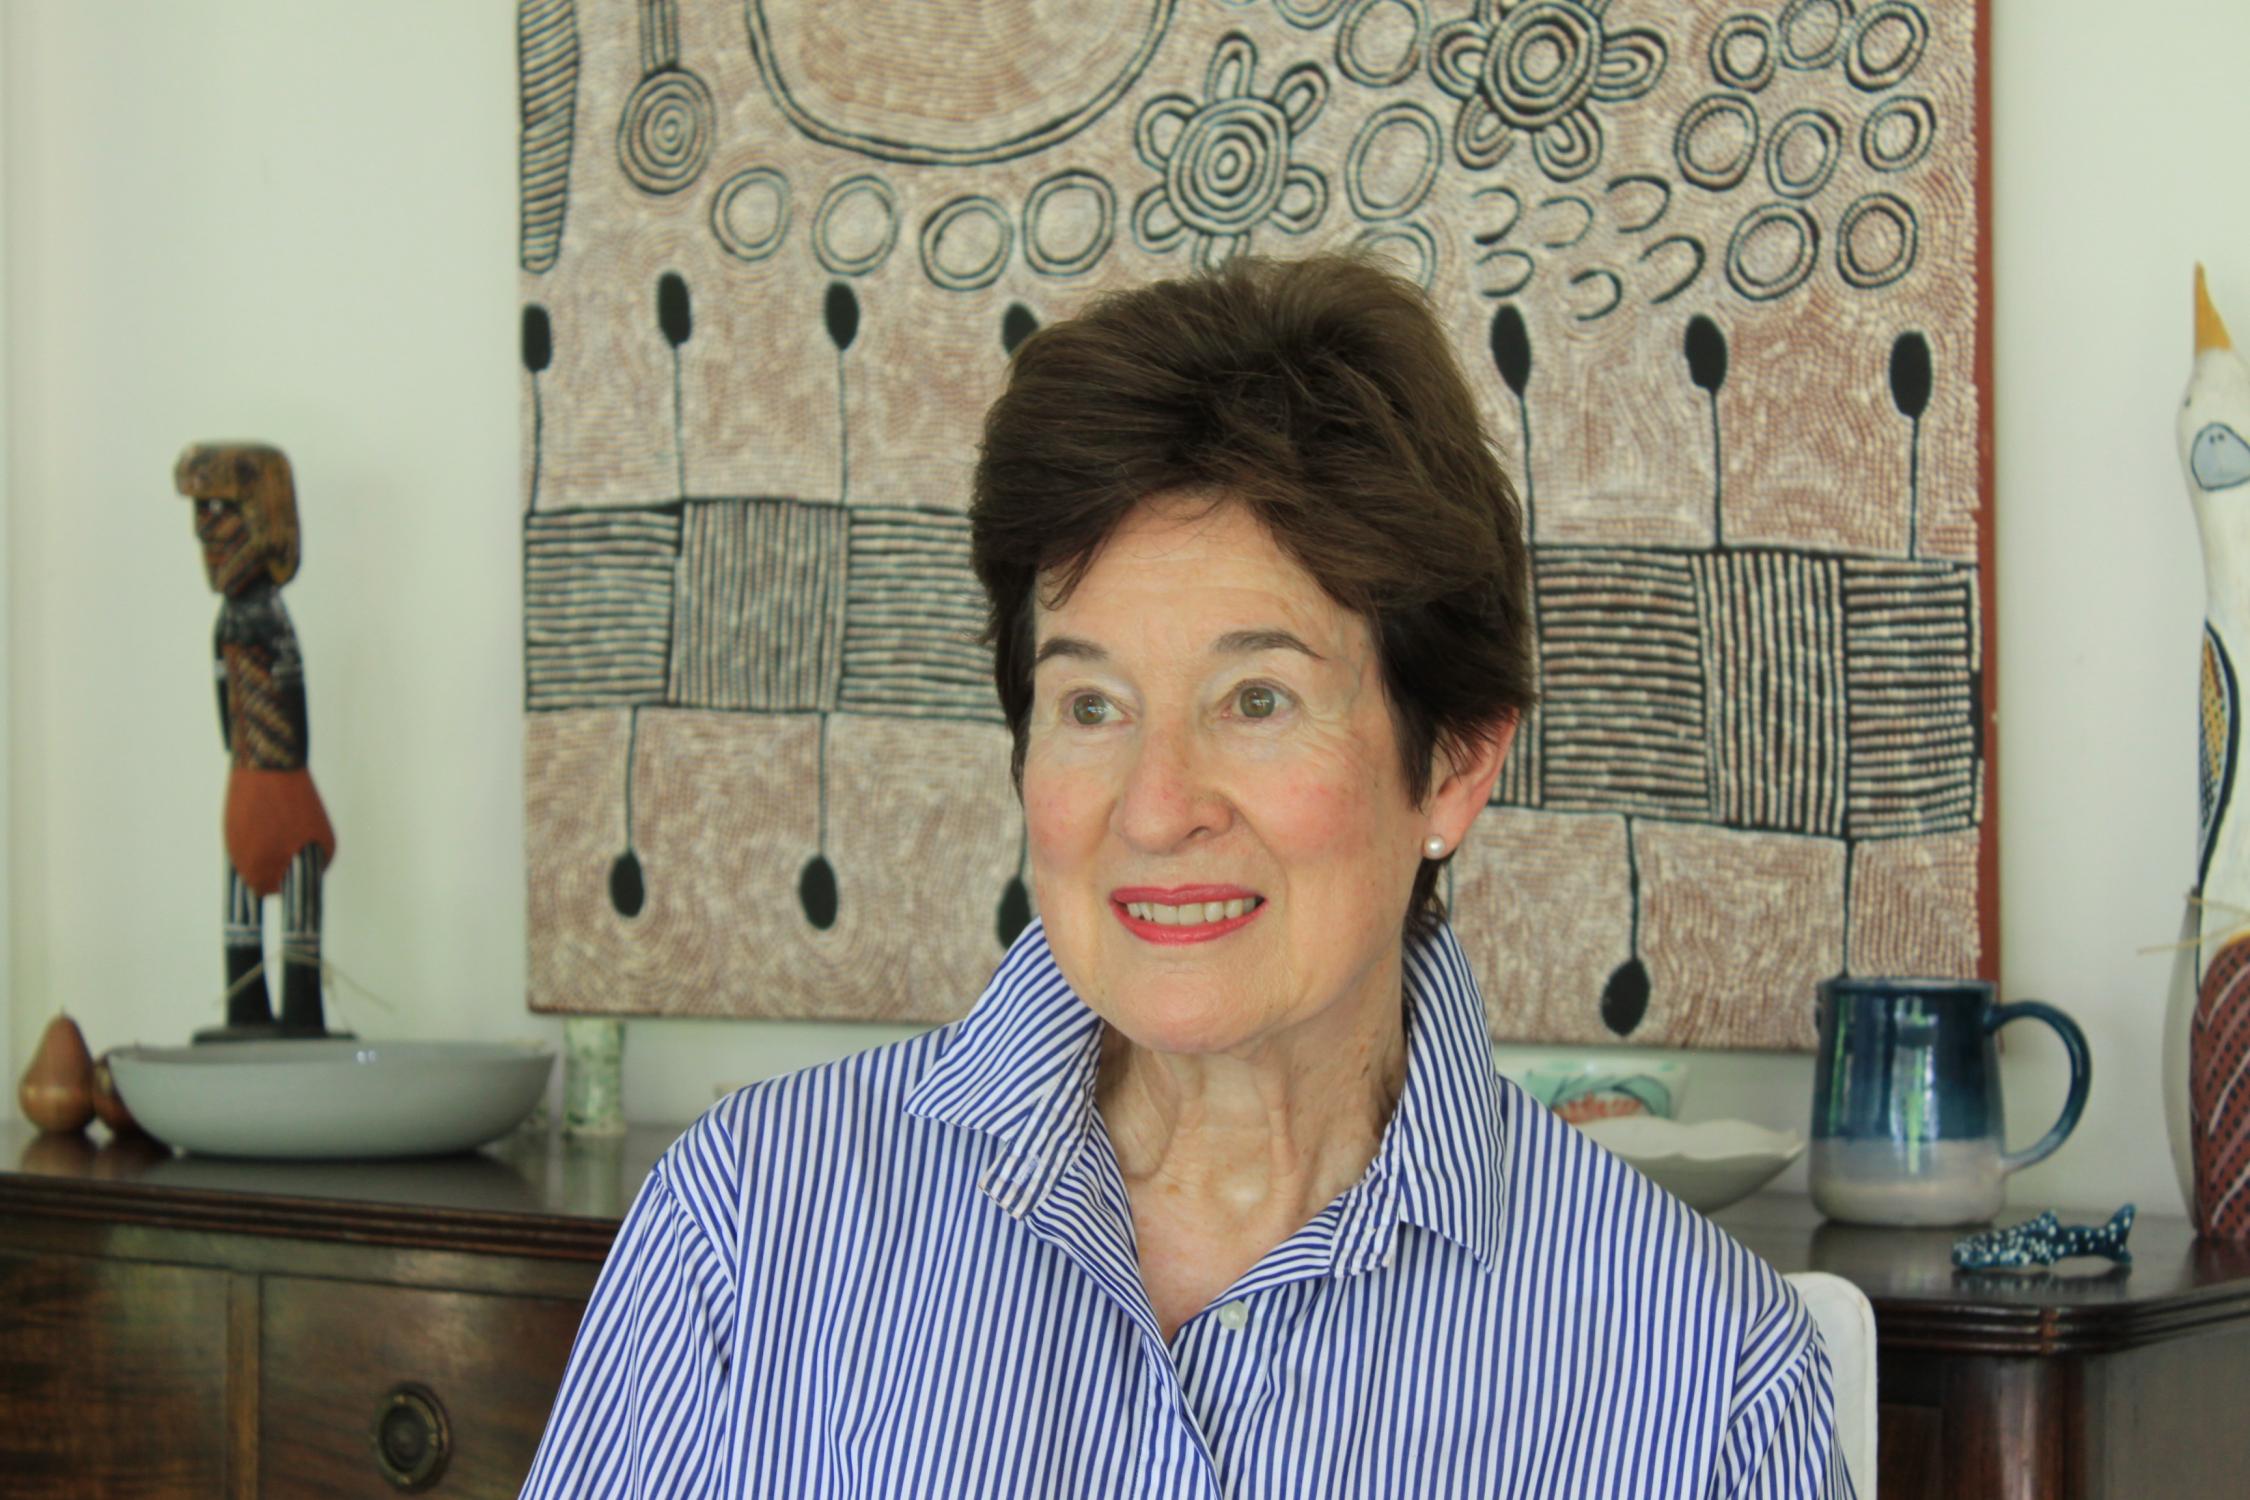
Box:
[519,0,1993,1049]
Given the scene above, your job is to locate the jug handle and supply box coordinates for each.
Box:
[1988,1000,2092,1174]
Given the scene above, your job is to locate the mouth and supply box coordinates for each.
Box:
[1109,886,1266,944]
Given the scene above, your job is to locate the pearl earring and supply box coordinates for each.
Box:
[1423,835,1448,859]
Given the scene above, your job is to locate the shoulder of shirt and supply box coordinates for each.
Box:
[1489,1073,1811,1352]
[641,1021,972,1237]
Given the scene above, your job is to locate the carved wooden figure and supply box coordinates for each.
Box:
[174,443,341,1041]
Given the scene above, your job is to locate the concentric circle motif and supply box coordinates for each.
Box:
[919,196,1014,291]
[1725,202,1820,301]
[1765,108,1843,199]
[1675,92,1760,191]
[1274,0,1349,27]
[1535,112,1603,181]
[1356,222,1438,290]
[812,174,901,277]
[1861,94,1935,172]
[1709,12,1776,92]
[1846,2,1927,91]
[1837,191,1918,288]
[1777,0,1852,71]
[1167,98,1292,235]
[1485,1,1602,129]
[1335,0,1426,89]
[1022,171,1117,277]
[618,70,715,196]
[1345,104,1442,222]
[710,168,791,262]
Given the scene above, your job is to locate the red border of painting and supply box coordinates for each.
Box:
[1974,0,1999,988]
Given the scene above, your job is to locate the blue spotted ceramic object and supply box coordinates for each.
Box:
[1951,1205,2136,1271]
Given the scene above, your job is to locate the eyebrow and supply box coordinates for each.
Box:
[1030,628,1326,669]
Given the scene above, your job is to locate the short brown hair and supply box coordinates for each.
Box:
[969,252,1536,934]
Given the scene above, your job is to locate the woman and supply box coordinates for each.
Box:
[523,255,1848,1498]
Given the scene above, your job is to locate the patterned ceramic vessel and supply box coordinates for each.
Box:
[2171,268,2250,1238]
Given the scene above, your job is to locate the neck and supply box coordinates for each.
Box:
[1095,961,1410,1229]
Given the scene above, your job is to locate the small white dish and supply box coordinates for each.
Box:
[1577,1116,1805,1213]
[109,1039,554,1161]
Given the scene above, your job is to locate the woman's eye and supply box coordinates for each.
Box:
[1069,693,1111,726]
[1237,684,1279,719]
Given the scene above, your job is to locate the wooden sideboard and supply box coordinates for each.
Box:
[5,1119,2250,1498]
[0,1120,667,1498]
[1713,1194,2250,1498]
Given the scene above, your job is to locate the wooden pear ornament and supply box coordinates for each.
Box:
[19,1013,97,1134]
[90,1049,144,1137]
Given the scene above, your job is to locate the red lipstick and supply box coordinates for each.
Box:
[1110,886,1267,945]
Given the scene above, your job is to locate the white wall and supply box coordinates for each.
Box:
[5,0,2244,1216]
[0,3,13,1093]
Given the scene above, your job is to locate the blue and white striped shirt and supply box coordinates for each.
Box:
[524,923,1849,1497]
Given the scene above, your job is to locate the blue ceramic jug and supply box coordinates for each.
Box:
[1809,978,2090,1226]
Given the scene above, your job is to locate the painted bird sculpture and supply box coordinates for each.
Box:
[2180,269,2250,1237]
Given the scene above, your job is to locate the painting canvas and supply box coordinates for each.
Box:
[519,0,1992,1050]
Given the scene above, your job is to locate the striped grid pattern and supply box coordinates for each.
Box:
[524,507,679,710]
[1490,696,1541,806]
[1536,551,1711,817]
[669,499,844,712]
[839,506,997,721]
[1694,552,1847,836]
[522,924,1849,1498]
[1841,560,1980,838]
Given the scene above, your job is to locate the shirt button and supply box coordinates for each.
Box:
[1218,1300,1250,1332]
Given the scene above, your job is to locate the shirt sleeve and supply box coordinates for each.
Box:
[1710,1294,1856,1500]
[521,1143,742,1499]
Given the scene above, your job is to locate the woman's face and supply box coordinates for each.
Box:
[1023,495,1494,1058]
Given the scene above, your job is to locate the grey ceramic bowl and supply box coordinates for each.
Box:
[109,1039,554,1160]
[1578,1116,1805,1213]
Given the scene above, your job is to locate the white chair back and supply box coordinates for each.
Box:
[1783,1270,1876,1495]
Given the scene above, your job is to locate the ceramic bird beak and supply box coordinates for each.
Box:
[2199,263,2234,354]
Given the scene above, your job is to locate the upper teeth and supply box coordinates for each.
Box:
[1125,898,1259,925]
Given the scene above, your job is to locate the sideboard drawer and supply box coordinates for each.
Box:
[260,1275,585,1498]
[0,1251,232,1497]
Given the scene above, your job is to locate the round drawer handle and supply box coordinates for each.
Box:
[371,1382,451,1491]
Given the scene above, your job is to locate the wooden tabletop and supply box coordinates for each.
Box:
[11,1118,2250,1358]
[1712,1192,2250,1357]
[0,1118,676,1263]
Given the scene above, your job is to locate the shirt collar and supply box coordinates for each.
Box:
[902,920,1508,1267]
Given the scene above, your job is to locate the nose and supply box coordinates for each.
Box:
[1111,714,1232,852]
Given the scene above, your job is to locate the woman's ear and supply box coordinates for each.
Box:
[1426,713,1519,845]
